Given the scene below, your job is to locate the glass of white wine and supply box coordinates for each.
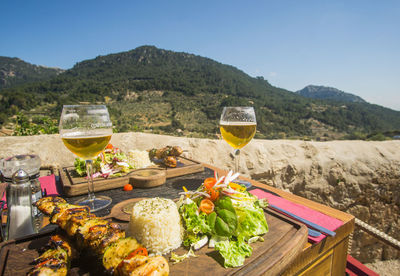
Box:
[59,105,113,212]
[220,107,257,173]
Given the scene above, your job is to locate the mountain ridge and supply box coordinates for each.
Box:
[0,56,64,90]
[1,46,399,140]
[296,85,366,103]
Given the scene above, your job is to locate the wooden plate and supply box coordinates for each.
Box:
[129,169,166,188]
[100,198,147,221]
[0,208,308,275]
[60,157,204,196]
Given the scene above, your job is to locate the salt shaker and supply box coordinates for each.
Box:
[0,154,43,231]
[5,169,37,240]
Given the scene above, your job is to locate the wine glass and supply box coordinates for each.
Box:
[59,105,113,212]
[219,107,257,173]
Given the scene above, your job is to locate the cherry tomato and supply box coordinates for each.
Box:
[199,199,215,214]
[208,188,220,201]
[105,143,113,149]
[204,177,217,189]
[123,184,133,191]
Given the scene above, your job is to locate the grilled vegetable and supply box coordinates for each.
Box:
[115,255,169,276]
[75,218,111,249]
[27,235,72,276]
[103,237,142,272]
[34,248,68,264]
[27,258,68,276]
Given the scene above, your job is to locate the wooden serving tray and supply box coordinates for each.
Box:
[59,157,204,196]
[0,209,307,276]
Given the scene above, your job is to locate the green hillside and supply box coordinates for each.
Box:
[1,46,400,140]
[0,56,64,90]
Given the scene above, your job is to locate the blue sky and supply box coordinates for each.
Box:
[1,0,399,110]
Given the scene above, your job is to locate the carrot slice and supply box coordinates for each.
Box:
[208,188,220,201]
[204,178,217,189]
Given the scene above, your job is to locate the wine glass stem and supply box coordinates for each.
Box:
[234,149,240,173]
[85,159,96,202]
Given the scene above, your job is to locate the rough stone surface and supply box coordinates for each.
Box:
[1,133,399,264]
[366,259,400,276]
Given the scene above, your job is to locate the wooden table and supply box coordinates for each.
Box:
[24,163,354,275]
[69,163,354,275]
[208,163,355,276]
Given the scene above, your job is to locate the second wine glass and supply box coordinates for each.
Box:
[59,105,113,212]
[219,107,257,173]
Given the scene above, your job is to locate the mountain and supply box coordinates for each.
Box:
[0,56,64,90]
[1,46,400,140]
[296,85,366,103]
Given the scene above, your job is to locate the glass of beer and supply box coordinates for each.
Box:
[59,105,113,212]
[220,107,256,173]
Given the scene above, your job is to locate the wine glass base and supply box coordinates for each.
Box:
[75,195,112,212]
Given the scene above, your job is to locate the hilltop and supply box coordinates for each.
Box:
[296,85,366,103]
[1,46,400,140]
[0,56,64,90]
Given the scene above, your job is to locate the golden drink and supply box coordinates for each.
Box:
[220,122,256,149]
[62,135,111,159]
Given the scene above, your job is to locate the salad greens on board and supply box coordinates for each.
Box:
[175,171,269,268]
[74,144,133,178]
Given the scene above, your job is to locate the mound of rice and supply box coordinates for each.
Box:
[127,197,182,255]
[127,150,154,169]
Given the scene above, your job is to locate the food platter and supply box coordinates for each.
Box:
[0,207,307,275]
[60,157,204,196]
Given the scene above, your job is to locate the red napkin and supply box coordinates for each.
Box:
[250,188,343,243]
[1,175,59,208]
[38,174,59,196]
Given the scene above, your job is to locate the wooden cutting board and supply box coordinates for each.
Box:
[59,157,204,196]
[0,209,307,276]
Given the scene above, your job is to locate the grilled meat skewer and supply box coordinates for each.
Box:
[33,197,169,275]
[148,146,183,168]
[27,234,72,276]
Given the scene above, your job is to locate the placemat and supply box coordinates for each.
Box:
[250,188,343,243]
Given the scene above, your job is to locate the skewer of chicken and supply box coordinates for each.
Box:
[148,146,183,168]
[27,234,73,276]
[33,197,169,276]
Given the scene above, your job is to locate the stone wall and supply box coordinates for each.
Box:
[1,132,399,263]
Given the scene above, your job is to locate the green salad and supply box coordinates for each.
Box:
[74,144,133,178]
[175,171,268,268]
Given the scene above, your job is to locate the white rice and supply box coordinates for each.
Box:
[127,198,183,255]
[127,150,154,169]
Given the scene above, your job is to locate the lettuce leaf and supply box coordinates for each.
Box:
[179,202,211,246]
[213,197,238,238]
[215,239,252,267]
[74,158,86,176]
[234,203,268,241]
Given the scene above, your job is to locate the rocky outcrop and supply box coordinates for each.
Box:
[1,133,399,263]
